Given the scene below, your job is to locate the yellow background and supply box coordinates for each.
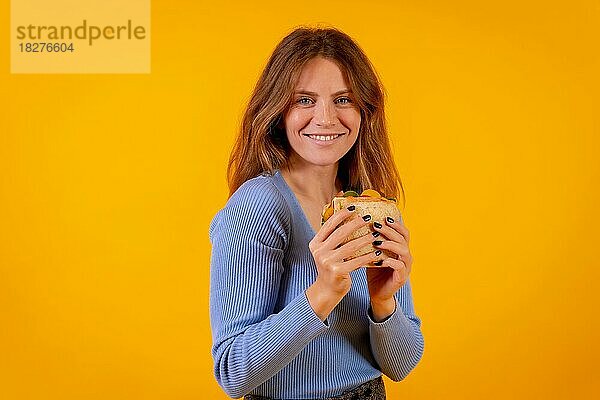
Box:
[1,1,599,399]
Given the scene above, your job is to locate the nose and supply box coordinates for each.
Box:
[315,100,336,127]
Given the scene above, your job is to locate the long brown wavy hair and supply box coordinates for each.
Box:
[227,26,406,207]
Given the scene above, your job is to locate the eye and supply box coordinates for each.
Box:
[297,97,314,105]
[335,96,352,105]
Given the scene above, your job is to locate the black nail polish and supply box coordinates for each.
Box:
[375,250,382,256]
[347,205,355,211]
[374,260,384,266]
[373,240,383,246]
[372,231,380,237]
[374,221,382,229]
[386,217,395,224]
[362,214,371,222]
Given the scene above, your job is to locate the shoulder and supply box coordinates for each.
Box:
[228,173,287,213]
[209,174,291,242]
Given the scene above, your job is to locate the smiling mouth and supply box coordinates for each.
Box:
[303,133,345,141]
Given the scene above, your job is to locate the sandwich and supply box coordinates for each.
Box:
[321,189,401,267]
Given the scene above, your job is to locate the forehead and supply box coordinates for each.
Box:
[294,57,350,91]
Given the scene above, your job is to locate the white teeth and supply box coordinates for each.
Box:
[308,134,341,141]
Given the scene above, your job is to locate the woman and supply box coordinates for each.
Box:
[209,26,424,400]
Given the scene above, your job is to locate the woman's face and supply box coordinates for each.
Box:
[283,57,361,169]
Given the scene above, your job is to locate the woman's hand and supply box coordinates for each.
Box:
[306,207,381,321]
[366,216,413,321]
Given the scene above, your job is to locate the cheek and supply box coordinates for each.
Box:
[339,109,361,132]
[285,110,311,133]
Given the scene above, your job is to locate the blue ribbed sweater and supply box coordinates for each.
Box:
[209,170,424,399]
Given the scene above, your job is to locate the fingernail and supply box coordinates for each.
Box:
[372,240,383,246]
[375,250,382,256]
[386,217,395,224]
[347,205,355,211]
[374,222,382,229]
[372,231,380,237]
[362,214,371,222]
[374,260,384,266]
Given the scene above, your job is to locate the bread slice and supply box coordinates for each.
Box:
[327,196,402,267]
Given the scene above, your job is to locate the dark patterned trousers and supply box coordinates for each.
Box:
[243,376,386,400]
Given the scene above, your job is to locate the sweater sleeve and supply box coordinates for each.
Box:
[367,278,425,381]
[209,177,328,399]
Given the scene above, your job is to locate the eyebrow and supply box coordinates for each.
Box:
[294,89,352,97]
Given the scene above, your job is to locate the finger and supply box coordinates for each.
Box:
[339,249,380,273]
[381,258,410,278]
[314,207,357,244]
[373,218,410,243]
[373,240,411,263]
[373,222,406,245]
[323,213,370,250]
[386,217,410,242]
[333,229,378,260]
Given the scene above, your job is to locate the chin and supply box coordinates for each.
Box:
[290,148,350,168]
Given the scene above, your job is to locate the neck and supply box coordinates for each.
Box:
[280,159,342,206]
